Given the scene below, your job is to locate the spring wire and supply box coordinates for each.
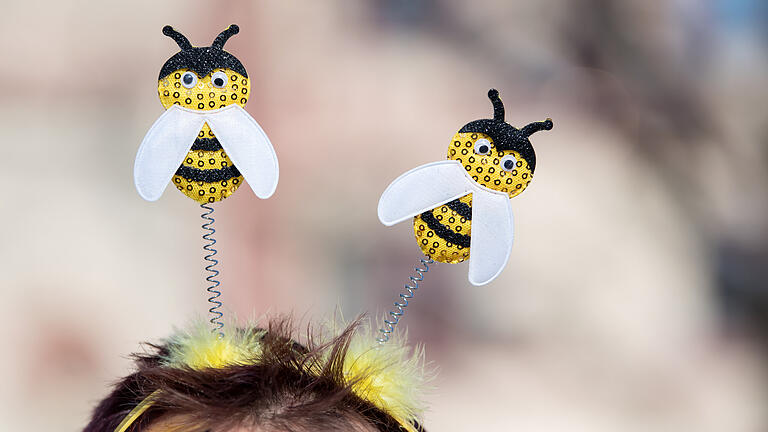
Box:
[200,203,224,338]
[377,257,435,344]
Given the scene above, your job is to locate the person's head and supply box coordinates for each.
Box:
[85,317,428,432]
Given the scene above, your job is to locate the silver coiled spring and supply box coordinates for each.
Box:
[200,203,224,338]
[377,257,435,344]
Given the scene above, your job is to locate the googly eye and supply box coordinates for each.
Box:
[181,72,198,89]
[211,71,228,88]
[473,138,491,155]
[500,155,518,172]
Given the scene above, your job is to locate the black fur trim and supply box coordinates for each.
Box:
[175,165,240,182]
[190,137,223,151]
[420,211,471,248]
[446,199,472,220]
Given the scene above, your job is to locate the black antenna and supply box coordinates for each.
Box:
[162,25,192,50]
[212,24,240,49]
[521,118,554,138]
[488,88,505,121]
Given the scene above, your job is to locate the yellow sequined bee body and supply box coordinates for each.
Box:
[157,27,250,204]
[170,124,243,203]
[135,25,277,204]
[410,90,550,265]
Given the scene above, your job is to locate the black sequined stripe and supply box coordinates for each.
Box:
[446,198,472,220]
[420,211,471,248]
[175,165,241,182]
[190,137,223,151]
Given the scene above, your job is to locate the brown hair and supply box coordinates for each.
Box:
[84,318,425,432]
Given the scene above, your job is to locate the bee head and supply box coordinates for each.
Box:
[157,25,251,111]
[446,89,553,198]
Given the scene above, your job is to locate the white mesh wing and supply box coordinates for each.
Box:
[378,161,474,226]
[467,190,514,286]
[134,105,207,201]
[205,105,279,199]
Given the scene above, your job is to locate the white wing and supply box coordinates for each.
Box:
[467,190,514,286]
[134,105,207,201]
[378,160,475,226]
[205,105,279,199]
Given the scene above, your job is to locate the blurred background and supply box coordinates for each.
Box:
[1,0,767,430]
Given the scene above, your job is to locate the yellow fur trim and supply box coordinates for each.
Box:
[132,318,431,431]
[340,322,431,432]
[162,320,265,369]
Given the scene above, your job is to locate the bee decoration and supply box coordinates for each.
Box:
[133,25,279,338]
[134,24,278,203]
[378,89,552,287]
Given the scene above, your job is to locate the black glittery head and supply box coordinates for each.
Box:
[158,25,248,80]
[458,89,553,172]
